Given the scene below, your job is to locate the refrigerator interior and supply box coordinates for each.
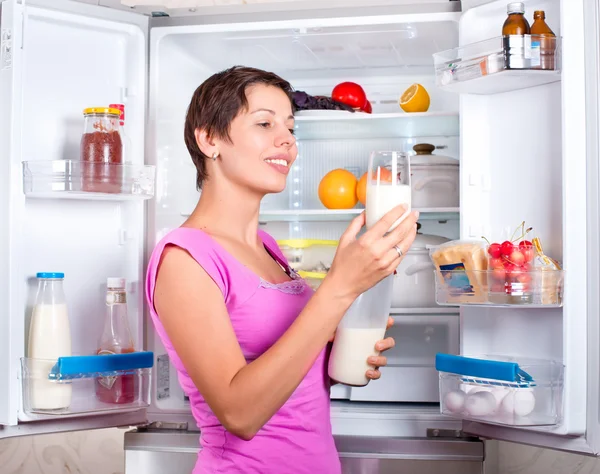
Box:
[146,12,464,425]
[2,0,596,454]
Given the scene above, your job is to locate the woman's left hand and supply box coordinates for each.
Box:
[366,316,395,381]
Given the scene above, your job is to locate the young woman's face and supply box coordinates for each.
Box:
[215,84,297,196]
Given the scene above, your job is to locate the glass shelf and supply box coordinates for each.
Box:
[293,111,459,140]
[433,35,561,95]
[257,207,460,223]
[22,160,156,201]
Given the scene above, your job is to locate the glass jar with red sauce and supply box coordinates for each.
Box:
[80,107,123,193]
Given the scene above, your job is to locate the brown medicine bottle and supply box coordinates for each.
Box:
[531,10,556,70]
[502,2,531,35]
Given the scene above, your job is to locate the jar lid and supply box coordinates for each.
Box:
[107,277,126,288]
[36,272,64,279]
[83,107,121,116]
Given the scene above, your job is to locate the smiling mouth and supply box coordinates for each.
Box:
[264,158,289,167]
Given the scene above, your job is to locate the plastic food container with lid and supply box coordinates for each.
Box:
[277,239,338,272]
[298,270,327,291]
[411,143,459,208]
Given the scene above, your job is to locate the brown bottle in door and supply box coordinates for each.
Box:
[531,10,556,70]
[502,2,530,35]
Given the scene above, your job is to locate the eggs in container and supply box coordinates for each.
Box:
[444,390,467,413]
[501,389,536,417]
[464,390,497,417]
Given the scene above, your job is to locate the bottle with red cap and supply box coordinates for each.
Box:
[109,103,132,164]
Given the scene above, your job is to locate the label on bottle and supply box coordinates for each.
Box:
[156,354,170,400]
[97,349,117,390]
[531,40,541,67]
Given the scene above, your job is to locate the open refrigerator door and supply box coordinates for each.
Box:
[428,0,600,455]
[0,0,153,437]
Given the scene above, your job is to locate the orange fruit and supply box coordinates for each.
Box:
[399,83,430,113]
[356,168,392,206]
[318,169,358,209]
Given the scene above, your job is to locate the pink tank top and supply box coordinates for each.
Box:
[145,227,340,474]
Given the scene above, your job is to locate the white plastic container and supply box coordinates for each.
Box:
[391,228,451,308]
[27,272,72,411]
[328,275,394,387]
[410,144,459,209]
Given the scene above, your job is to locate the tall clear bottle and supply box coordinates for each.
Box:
[28,272,72,410]
[95,277,137,404]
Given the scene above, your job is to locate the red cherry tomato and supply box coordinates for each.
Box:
[501,241,515,257]
[332,82,367,109]
[488,243,502,258]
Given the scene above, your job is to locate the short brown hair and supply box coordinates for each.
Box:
[184,66,294,190]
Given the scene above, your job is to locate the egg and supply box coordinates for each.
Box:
[501,389,536,417]
[444,390,467,413]
[490,387,510,405]
[464,391,497,417]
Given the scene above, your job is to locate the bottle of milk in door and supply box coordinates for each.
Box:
[328,274,394,386]
[365,151,411,232]
[28,272,72,411]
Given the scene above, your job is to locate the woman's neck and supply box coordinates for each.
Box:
[185,177,263,245]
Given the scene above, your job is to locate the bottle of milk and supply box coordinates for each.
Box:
[328,274,395,387]
[28,272,72,411]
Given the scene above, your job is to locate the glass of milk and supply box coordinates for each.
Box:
[328,274,394,387]
[365,151,411,232]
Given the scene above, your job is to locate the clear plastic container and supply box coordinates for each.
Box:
[277,239,338,272]
[298,270,327,290]
[22,160,156,200]
[433,35,562,94]
[21,352,153,416]
[328,275,394,387]
[436,354,564,427]
[434,269,564,307]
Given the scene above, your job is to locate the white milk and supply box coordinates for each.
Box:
[365,183,411,232]
[28,303,72,410]
[328,327,386,387]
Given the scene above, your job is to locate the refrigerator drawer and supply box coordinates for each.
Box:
[336,315,459,403]
[125,431,483,474]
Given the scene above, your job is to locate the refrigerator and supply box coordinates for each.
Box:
[0,0,598,472]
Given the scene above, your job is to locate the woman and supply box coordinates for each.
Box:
[146,66,418,474]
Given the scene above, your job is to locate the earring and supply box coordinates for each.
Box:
[212,152,219,161]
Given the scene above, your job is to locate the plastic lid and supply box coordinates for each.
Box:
[276,239,339,249]
[83,107,121,117]
[107,277,126,288]
[412,232,450,250]
[507,2,525,14]
[298,270,327,280]
[36,272,64,279]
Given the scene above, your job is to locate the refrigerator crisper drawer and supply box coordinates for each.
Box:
[20,353,153,416]
[436,354,564,427]
[124,430,484,474]
[334,315,459,403]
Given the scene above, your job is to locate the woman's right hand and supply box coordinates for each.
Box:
[324,205,419,301]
